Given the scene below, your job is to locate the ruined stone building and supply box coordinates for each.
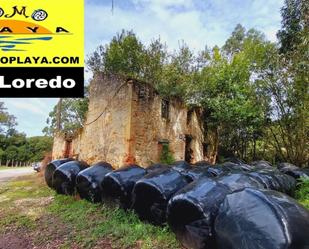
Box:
[52,74,206,168]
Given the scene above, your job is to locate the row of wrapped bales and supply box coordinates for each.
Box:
[45,159,308,249]
[166,173,265,248]
[167,173,308,249]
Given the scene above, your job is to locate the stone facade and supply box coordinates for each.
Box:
[52,74,206,168]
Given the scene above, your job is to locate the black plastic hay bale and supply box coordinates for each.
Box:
[248,169,296,195]
[277,162,298,170]
[53,161,88,195]
[215,188,309,249]
[132,167,190,225]
[146,163,168,173]
[172,161,192,173]
[76,162,113,203]
[221,162,253,172]
[204,163,246,178]
[251,160,273,169]
[217,173,265,192]
[194,160,211,167]
[221,157,246,165]
[278,162,309,179]
[101,165,146,209]
[167,178,231,249]
[184,166,214,181]
[45,158,73,189]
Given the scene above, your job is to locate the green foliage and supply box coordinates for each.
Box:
[48,195,179,249]
[223,23,246,55]
[258,0,309,165]
[160,143,175,165]
[87,30,190,99]
[296,178,309,209]
[277,0,308,54]
[0,102,17,135]
[0,133,53,163]
[43,87,89,136]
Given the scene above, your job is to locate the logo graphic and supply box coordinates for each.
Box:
[32,9,48,21]
[0,1,84,98]
[0,6,71,52]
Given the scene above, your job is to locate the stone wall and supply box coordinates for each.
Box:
[131,81,204,165]
[52,74,205,168]
[52,133,67,159]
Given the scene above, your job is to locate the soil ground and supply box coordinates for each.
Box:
[0,173,181,249]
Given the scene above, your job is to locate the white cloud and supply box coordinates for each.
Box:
[85,0,284,57]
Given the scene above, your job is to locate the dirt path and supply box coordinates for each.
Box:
[0,167,34,183]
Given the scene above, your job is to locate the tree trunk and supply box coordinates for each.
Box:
[205,127,219,164]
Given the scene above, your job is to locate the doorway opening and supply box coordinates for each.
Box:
[185,135,193,163]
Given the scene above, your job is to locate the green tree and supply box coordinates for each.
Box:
[43,88,89,135]
[223,24,246,55]
[0,102,17,135]
[260,0,309,166]
[190,26,275,163]
[87,30,145,78]
[277,0,308,54]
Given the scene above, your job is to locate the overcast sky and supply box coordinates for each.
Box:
[1,0,284,137]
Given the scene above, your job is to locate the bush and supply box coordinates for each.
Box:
[160,144,175,165]
[296,178,309,209]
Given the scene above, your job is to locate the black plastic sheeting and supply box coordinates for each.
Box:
[278,163,309,179]
[171,161,192,173]
[101,165,146,209]
[183,162,250,181]
[184,166,214,181]
[45,158,72,189]
[53,161,88,195]
[132,167,190,225]
[248,169,296,195]
[217,173,265,192]
[146,164,168,173]
[221,157,246,165]
[76,162,113,203]
[251,160,273,169]
[194,161,211,167]
[167,178,231,249]
[166,172,266,249]
[221,162,254,172]
[277,162,298,170]
[215,188,309,249]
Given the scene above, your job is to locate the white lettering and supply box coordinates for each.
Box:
[0,76,11,88]
[63,79,76,88]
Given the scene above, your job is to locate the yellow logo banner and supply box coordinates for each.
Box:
[0,0,84,68]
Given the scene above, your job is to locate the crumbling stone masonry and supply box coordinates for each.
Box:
[52,74,206,168]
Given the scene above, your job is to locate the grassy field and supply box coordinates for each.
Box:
[0,166,30,170]
[0,166,13,170]
[0,174,181,249]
